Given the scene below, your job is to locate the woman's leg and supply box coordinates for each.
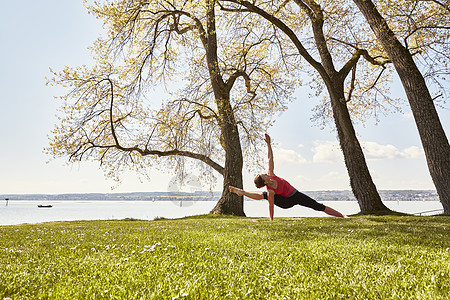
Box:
[293,191,347,218]
[229,186,264,200]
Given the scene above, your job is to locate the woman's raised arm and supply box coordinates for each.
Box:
[265,133,275,176]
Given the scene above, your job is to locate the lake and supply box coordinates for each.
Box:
[0,200,444,226]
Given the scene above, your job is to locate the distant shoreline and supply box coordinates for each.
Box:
[1,190,439,202]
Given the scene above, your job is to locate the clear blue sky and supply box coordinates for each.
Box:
[0,1,448,194]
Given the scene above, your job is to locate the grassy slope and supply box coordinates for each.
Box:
[0,215,449,299]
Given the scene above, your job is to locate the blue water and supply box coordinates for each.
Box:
[0,200,444,226]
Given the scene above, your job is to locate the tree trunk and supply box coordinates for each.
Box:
[328,83,390,213]
[204,0,245,216]
[210,96,245,216]
[352,0,450,214]
[210,140,245,216]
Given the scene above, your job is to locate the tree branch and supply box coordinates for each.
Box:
[346,64,357,103]
[101,76,225,175]
[141,149,224,175]
[222,0,329,81]
[173,98,220,121]
[338,50,362,81]
[331,36,391,68]
[226,70,256,99]
[403,25,450,49]
[426,0,450,12]
[146,9,208,48]
[366,67,387,94]
[170,13,197,34]
[294,0,336,74]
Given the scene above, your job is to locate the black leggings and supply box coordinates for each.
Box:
[263,190,326,211]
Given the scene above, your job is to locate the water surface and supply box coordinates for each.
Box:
[0,200,444,226]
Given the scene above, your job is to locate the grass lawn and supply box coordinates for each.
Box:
[0,215,449,299]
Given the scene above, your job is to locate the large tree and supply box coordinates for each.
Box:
[222,0,394,213]
[47,0,295,215]
[351,0,450,214]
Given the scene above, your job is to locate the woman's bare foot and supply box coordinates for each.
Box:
[228,186,244,196]
[324,206,347,218]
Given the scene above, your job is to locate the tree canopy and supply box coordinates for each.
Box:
[47,0,297,193]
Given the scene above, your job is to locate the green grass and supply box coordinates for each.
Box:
[1,215,449,299]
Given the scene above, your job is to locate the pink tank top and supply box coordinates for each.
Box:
[266,176,295,197]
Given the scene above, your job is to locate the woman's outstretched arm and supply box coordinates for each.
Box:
[229,186,264,200]
[265,134,275,176]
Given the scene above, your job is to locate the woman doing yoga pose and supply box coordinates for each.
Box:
[229,134,347,220]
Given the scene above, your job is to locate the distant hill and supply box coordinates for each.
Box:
[0,190,439,202]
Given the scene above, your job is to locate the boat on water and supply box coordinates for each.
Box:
[37,205,53,208]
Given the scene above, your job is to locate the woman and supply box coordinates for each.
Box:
[229,134,347,220]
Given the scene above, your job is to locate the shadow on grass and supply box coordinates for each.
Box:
[350,210,411,217]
